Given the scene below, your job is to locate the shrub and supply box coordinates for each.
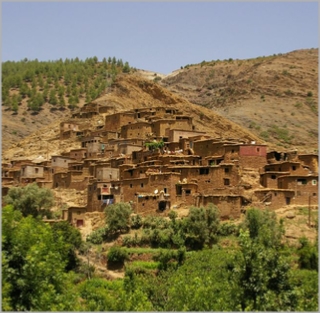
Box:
[218,222,239,236]
[86,226,109,244]
[107,246,129,264]
[131,214,142,229]
[297,237,318,271]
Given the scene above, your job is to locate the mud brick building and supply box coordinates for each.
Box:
[51,155,75,172]
[69,148,87,161]
[2,106,318,226]
[121,121,152,139]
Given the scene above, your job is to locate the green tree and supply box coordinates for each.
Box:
[59,95,66,108]
[19,82,29,98]
[122,61,131,73]
[51,221,82,271]
[164,248,238,311]
[234,208,296,311]
[49,89,58,105]
[183,204,220,249]
[4,183,55,218]
[105,202,132,234]
[2,206,81,311]
[296,237,318,270]
[77,277,152,311]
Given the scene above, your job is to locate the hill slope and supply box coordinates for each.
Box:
[160,48,318,153]
[2,73,262,161]
[2,49,318,154]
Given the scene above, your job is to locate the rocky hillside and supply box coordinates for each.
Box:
[160,48,318,153]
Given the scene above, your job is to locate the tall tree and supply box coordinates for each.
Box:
[4,183,55,218]
[2,206,81,311]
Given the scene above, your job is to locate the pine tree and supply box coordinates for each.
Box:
[49,89,58,105]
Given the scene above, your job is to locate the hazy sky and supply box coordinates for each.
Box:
[1,1,318,74]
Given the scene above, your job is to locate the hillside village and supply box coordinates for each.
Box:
[2,101,318,229]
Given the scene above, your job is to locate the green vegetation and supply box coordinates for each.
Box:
[2,57,131,113]
[107,246,129,264]
[2,202,318,311]
[105,202,132,234]
[305,95,318,114]
[4,183,55,218]
[2,205,82,311]
[268,124,294,144]
[144,140,165,151]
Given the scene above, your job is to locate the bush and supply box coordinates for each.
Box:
[131,214,142,229]
[153,247,186,270]
[86,226,109,244]
[218,222,239,236]
[297,237,318,271]
[107,246,129,264]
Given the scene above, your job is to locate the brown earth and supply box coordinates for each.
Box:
[160,48,318,153]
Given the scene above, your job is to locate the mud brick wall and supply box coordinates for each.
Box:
[254,190,295,210]
[95,167,119,181]
[121,122,152,139]
[260,172,285,189]
[69,149,87,161]
[193,140,225,158]
[87,181,103,212]
[122,177,150,202]
[298,155,318,173]
[105,112,135,131]
[135,196,160,215]
[278,176,318,205]
[21,165,44,178]
[151,119,174,138]
[53,172,68,189]
[200,195,242,219]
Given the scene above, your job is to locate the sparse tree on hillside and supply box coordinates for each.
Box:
[49,89,58,105]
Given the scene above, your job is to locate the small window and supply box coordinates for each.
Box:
[224,167,229,173]
[185,189,191,195]
[200,168,209,175]
[271,175,276,179]
[35,168,39,173]
[257,148,260,152]
[312,179,317,186]
[224,178,230,186]
[297,179,307,185]
[292,166,296,171]
[141,183,144,188]
[130,184,133,188]
[313,193,317,197]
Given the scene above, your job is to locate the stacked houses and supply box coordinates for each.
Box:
[2,103,318,227]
